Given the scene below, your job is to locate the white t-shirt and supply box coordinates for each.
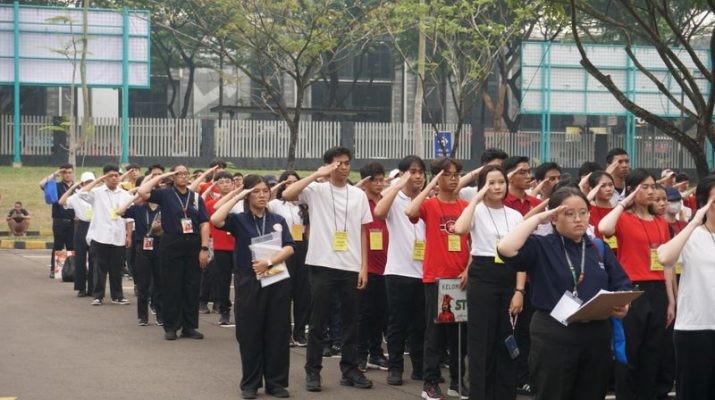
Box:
[298,182,372,272]
[459,187,478,203]
[79,185,134,246]
[230,200,244,214]
[675,227,715,331]
[470,203,523,256]
[268,199,304,227]
[384,190,425,279]
[65,192,93,222]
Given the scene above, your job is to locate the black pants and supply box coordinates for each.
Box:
[385,274,425,374]
[73,220,93,294]
[135,245,162,322]
[357,273,386,360]
[235,267,291,391]
[530,311,611,400]
[656,322,676,399]
[213,250,233,314]
[91,241,125,301]
[674,330,715,400]
[423,283,467,386]
[515,282,533,388]
[199,258,217,304]
[51,218,74,273]
[160,234,201,333]
[615,281,668,400]
[467,257,517,400]
[305,265,360,376]
[286,241,310,340]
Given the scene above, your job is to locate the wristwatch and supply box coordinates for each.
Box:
[515,288,526,295]
[200,246,209,251]
[266,259,273,267]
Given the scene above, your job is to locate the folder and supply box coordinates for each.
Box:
[567,290,643,324]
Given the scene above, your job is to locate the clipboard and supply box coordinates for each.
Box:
[566,290,643,323]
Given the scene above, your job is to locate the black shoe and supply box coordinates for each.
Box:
[164,331,177,340]
[181,329,204,339]
[199,302,210,314]
[387,370,403,386]
[138,319,148,326]
[322,346,332,358]
[306,372,321,392]
[49,272,55,279]
[219,312,230,325]
[156,317,164,326]
[421,382,444,400]
[448,381,469,399]
[293,336,307,347]
[240,388,257,399]
[368,355,388,371]
[330,344,342,358]
[340,372,373,389]
[266,387,290,398]
[411,371,424,381]
[212,302,220,313]
[358,359,368,372]
[77,290,88,297]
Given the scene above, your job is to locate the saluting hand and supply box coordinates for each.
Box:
[473,182,491,204]
[619,185,641,208]
[537,205,567,224]
[395,171,412,189]
[579,172,592,194]
[315,162,339,178]
[692,197,714,225]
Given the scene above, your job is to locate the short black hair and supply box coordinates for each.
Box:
[147,164,165,173]
[360,162,386,179]
[209,159,227,169]
[588,170,613,189]
[60,163,74,170]
[15,201,22,206]
[233,172,243,178]
[430,157,463,176]
[213,171,233,181]
[103,164,120,174]
[126,163,140,170]
[548,186,589,211]
[242,174,270,212]
[533,162,561,181]
[675,172,690,183]
[322,146,353,164]
[192,169,204,175]
[606,148,628,164]
[480,148,508,165]
[501,156,529,174]
[398,155,426,173]
[578,161,602,178]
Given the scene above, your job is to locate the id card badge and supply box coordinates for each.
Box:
[413,239,426,261]
[110,208,119,220]
[650,248,664,271]
[181,218,194,234]
[550,290,583,326]
[675,262,683,275]
[85,208,93,221]
[494,240,505,264]
[447,234,461,252]
[290,224,304,242]
[333,231,348,252]
[504,335,520,360]
[604,235,618,249]
[142,237,154,251]
[369,230,384,251]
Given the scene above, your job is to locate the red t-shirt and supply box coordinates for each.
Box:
[589,205,613,239]
[615,212,669,282]
[503,192,540,216]
[685,194,696,212]
[365,199,387,275]
[415,197,469,283]
[205,197,235,251]
[668,220,687,236]
[199,182,222,198]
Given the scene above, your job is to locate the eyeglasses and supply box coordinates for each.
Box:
[441,173,460,180]
[175,172,190,177]
[562,210,590,221]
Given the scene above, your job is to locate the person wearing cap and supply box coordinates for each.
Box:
[264,175,279,200]
[59,171,96,297]
[663,188,687,235]
[659,169,676,188]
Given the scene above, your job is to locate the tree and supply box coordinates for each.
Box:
[185,0,380,169]
[567,0,715,178]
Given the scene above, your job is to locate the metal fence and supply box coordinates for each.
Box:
[0,115,54,156]
[354,123,472,160]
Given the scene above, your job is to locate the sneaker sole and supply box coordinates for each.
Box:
[421,390,444,400]
[367,362,388,371]
[339,379,373,389]
[446,389,468,399]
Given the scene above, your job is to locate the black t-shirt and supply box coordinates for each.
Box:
[50,181,75,220]
[7,208,29,223]
[125,204,161,244]
[218,211,294,271]
[148,188,208,236]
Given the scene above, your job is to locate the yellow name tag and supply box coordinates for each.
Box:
[604,235,618,249]
[494,240,505,264]
[413,240,425,261]
[290,224,304,242]
[675,262,683,274]
[85,208,93,221]
[369,230,383,251]
[110,208,119,220]
[448,234,461,252]
[333,231,348,252]
[650,248,664,271]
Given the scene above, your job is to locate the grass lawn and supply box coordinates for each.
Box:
[0,165,361,233]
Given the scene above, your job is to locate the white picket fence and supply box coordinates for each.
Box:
[354,123,472,160]
[0,115,54,156]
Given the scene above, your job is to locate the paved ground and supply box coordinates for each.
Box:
[2,249,505,400]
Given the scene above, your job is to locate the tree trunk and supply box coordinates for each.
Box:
[286,120,299,170]
[180,62,195,119]
[80,0,91,161]
[413,0,426,158]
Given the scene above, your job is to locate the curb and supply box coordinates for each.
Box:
[0,240,53,250]
[0,230,52,237]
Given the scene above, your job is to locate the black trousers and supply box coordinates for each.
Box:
[385,274,425,374]
[656,322,676,399]
[91,241,125,301]
[73,220,93,294]
[135,245,162,322]
[357,273,387,360]
[515,282,533,387]
[615,281,668,400]
[235,267,291,391]
[286,241,310,339]
[51,218,74,273]
[423,283,467,386]
[199,258,217,304]
[467,257,517,400]
[305,265,360,376]
[160,234,201,333]
[530,311,611,400]
[126,243,136,278]
[213,250,234,314]
[674,330,715,400]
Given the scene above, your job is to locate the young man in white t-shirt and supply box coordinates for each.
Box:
[373,155,427,386]
[282,146,373,392]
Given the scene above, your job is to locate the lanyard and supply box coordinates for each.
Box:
[173,189,191,217]
[510,313,518,332]
[253,213,267,236]
[560,235,586,297]
[637,214,664,247]
[145,207,159,237]
[486,205,509,240]
[330,184,349,232]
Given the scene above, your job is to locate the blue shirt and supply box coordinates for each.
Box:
[125,204,161,244]
[218,211,295,271]
[500,233,632,312]
[148,188,208,236]
[51,181,75,220]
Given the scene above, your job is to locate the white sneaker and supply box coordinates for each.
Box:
[112,298,131,305]
[91,299,102,306]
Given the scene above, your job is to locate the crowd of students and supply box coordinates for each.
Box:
[39,146,715,400]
